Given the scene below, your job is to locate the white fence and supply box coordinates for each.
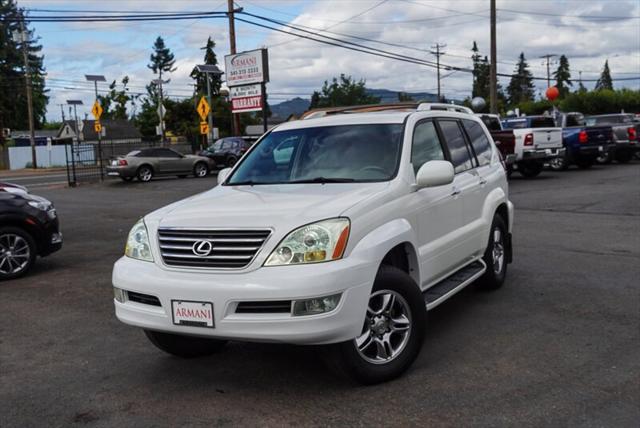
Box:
[8,145,70,170]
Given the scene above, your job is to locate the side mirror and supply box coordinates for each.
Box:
[505,154,517,166]
[217,167,232,184]
[415,160,454,189]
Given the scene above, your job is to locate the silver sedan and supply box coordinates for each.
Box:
[106,147,216,182]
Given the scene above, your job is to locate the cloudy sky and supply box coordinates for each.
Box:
[18,0,640,121]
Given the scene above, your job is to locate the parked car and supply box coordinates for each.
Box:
[476,114,516,171]
[0,183,62,280]
[501,116,564,178]
[549,112,614,170]
[112,103,514,384]
[105,147,215,182]
[585,114,638,163]
[198,137,253,168]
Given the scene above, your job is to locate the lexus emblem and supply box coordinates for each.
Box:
[192,240,213,257]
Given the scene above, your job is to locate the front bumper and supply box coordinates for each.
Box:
[112,256,376,345]
[522,147,565,161]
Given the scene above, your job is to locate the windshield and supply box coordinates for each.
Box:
[226,123,404,185]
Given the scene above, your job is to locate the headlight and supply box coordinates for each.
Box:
[124,219,154,262]
[28,200,52,211]
[264,218,350,266]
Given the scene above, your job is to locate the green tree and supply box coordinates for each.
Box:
[190,37,222,96]
[594,60,613,91]
[398,92,414,102]
[553,55,572,98]
[309,74,380,109]
[507,52,535,105]
[0,0,48,141]
[148,36,176,78]
[98,76,137,120]
[135,83,161,138]
[470,42,505,112]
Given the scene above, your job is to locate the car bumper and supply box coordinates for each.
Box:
[38,216,63,256]
[105,166,136,178]
[522,147,565,161]
[112,256,376,345]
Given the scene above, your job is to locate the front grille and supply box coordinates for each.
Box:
[157,228,271,269]
[127,291,161,307]
[236,301,292,314]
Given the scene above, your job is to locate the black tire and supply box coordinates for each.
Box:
[477,215,508,290]
[144,330,227,358]
[549,154,569,171]
[193,162,209,178]
[506,166,513,178]
[615,150,633,163]
[120,176,134,182]
[0,227,37,281]
[575,158,594,169]
[519,162,543,178]
[137,165,154,182]
[326,266,426,385]
[226,156,237,168]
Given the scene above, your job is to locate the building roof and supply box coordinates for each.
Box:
[11,129,59,139]
[56,119,141,140]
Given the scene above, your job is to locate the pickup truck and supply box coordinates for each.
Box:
[549,112,614,170]
[476,114,516,163]
[585,114,638,163]
[500,116,564,178]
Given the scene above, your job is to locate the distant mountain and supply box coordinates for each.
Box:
[269,89,445,119]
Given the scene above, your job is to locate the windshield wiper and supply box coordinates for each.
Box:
[227,180,267,186]
[289,177,356,184]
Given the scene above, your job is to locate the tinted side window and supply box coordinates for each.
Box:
[462,120,492,166]
[411,121,445,174]
[438,120,473,173]
[154,149,180,158]
[530,117,556,128]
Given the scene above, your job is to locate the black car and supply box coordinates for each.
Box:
[199,137,253,168]
[0,183,62,280]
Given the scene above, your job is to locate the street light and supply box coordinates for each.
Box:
[85,75,106,180]
[194,64,224,142]
[66,100,83,141]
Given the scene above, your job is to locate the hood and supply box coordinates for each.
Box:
[146,182,390,230]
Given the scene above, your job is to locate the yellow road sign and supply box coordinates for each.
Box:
[91,101,103,119]
[199,121,209,135]
[197,96,210,121]
[94,122,102,133]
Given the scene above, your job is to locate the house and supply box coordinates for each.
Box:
[56,119,141,143]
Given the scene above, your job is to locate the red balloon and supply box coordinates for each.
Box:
[546,86,559,101]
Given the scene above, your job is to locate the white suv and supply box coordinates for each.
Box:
[113,103,514,384]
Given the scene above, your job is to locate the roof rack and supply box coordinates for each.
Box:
[416,103,473,114]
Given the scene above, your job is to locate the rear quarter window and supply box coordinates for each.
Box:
[438,119,474,173]
[462,120,492,166]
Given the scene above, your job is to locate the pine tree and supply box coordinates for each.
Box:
[0,0,48,139]
[190,37,222,96]
[553,55,572,98]
[309,74,380,109]
[148,36,176,78]
[507,52,535,105]
[595,60,613,91]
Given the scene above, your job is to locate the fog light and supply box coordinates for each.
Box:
[293,293,341,316]
[51,232,63,244]
[113,287,126,303]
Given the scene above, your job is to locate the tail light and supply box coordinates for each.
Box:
[118,159,128,166]
[524,133,534,146]
[578,130,588,144]
[628,127,637,143]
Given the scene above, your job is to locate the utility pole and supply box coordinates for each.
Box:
[430,43,446,102]
[58,104,66,121]
[489,0,498,114]
[540,54,558,88]
[18,19,37,169]
[227,0,241,135]
[153,76,166,145]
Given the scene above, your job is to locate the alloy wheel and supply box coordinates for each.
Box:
[492,227,505,275]
[0,234,31,275]
[355,290,412,364]
[195,164,208,177]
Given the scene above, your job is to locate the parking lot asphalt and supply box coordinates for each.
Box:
[1,164,639,427]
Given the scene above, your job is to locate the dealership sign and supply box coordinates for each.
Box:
[224,49,269,87]
[230,84,263,113]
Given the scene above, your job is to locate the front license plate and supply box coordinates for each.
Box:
[599,145,604,151]
[171,300,214,328]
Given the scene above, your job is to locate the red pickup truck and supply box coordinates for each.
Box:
[477,114,516,174]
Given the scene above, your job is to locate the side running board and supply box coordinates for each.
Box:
[424,260,486,311]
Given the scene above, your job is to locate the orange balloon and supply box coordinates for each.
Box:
[546,86,559,101]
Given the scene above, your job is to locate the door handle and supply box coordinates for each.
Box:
[479,177,487,185]
[451,187,461,196]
